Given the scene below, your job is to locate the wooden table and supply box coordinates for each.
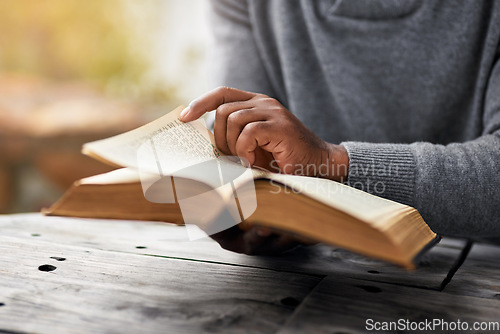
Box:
[1,214,499,333]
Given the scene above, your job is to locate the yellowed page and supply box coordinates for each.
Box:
[79,168,141,185]
[262,173,408,224]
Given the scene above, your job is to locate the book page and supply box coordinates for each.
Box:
[79,168,141,185]
[83,106,231,188]
[262,173,409,224]
[82,105,407,226]
[83,106,221,172]
[83,106,253,192]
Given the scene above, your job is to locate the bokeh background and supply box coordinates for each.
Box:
[0,0,211,213]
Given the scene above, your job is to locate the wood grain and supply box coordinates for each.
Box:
[0,214,467,289]
[0,213,496,334]
[279,276,500,334]
[0,236,320,334]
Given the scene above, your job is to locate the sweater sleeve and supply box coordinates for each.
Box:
[341,50,500,238]
[208,0,275,96]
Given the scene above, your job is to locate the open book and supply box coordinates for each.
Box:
[44,106,439,268]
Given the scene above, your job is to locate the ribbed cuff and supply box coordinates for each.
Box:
[341,142,416,206]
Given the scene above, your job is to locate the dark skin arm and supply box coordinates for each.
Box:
[180,86,349,255]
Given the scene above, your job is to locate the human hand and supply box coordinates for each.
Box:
[180,87,348,181]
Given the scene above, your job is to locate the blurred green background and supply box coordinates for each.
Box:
[0,0,210,213]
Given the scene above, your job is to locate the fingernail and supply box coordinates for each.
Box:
[240,157,251,168]
[180,106,190,120]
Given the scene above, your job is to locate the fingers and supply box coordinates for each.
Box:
[211,101,270,156]
[179,87,285,167]
[211,225,301,255]
[180,86,256,122]
[211,225,246,253]
[225,108,270,155]
[243,228,300,255]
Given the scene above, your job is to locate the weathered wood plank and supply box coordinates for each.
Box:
[0,214,467,290]
[0,236,320,334]
[443,242,500,299]
[278,276,500,334]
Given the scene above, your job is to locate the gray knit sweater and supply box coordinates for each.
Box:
[208,0,500,238]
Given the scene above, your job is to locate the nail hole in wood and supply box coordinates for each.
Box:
[0,303,5,307]
[495,294,500,299]
[38,264,57,272]
[136,246,147,249]
[50,257,66,261]
[280,297,300,307]
[31,233,41,237]
[367,270,380,274]
[356,285,382,293]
